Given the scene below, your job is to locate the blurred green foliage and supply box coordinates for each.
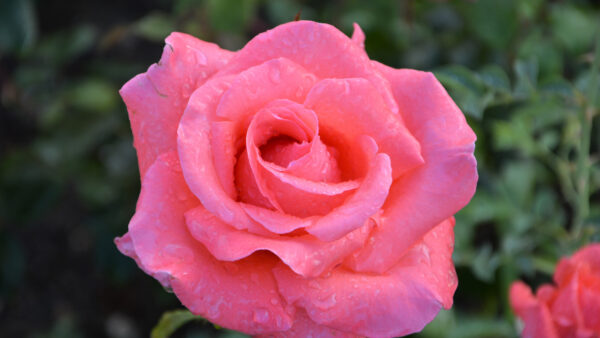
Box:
[1,0,599,337]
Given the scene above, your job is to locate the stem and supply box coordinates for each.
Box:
[572,32,600,240]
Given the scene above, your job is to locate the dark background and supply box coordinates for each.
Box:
[1,0,599,337]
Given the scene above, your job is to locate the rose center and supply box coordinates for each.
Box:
[234,100,351,215]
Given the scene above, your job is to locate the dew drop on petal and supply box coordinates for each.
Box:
[186,44,207,66]
[253,308,270,324]
[314,293,337,310]
[269,67,281,83]
[308,280,321,290]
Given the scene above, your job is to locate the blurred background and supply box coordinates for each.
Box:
[1,0,599,337]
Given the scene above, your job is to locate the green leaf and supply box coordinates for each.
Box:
[540,77,575,100]
[435,66,490,118]
[551,4,596,53]
[68,79,119,114]
[0,0,37,53]
[472,244,501,282]
[134,12,176,42]
[479,65,511,94]
[517,31,562,79]
[151,309,202,338]
[514,59,538,98]
[461,0,517,50]
[207,0,257,34]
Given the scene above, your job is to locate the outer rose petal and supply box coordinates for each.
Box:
[522,303,560,338]
[273,218,458,337]
[347,65,477,273]
[116,152,293,334]
[258,310,360,338]
[217,21,399,115]
[551,269,584,332]
[509,282,539,319]
[185,206,374,278]
[351,23,365,49]
[555,244,600,285]
[579,269,600,332]
[121,33,233,177]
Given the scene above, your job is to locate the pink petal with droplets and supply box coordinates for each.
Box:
[185,206,374,278]
[346,65,477,273]
[121,33,233,177]
[257,309,360,338]
[218,21,398,115]
[177,76,254,229]
[273,218,458,337]
[115,152,293,334]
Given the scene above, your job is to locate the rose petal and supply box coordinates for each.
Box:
[240,202,317,234]
[121,33,233,177]
[306,144,392,241]
[208,57,318,203]
[351,23,365,49]
[216,58,317,122]
[551,269,584,331]
[261,137,311,168]
[522,303,560,338]
[115,152,293,334]
[243,100,360,217]
[509,281,539,319]
[273,218,458,337]
[177,76,254,229]
[304,77,424,179]
[185,206,374,278]
[346,66,477,273]
[218,21,398,115]
[555,244,600,286]
[257,309,360,338]
[579,269,600,332]
[115,233,172,289]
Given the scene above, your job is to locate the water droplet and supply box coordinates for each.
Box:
[308,280,321,290]
[343,81,350,95]
[419,245,431,265]
[270,298,279,305]
[220,207,234,223]
[187,44,207,66]
[253,308,270,324]
[312,258,322,266]
[269,67,281,83]
[208,298,223,318]
[163,244,193,262]
[314,293,337,310]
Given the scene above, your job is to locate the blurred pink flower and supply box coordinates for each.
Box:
[511,244,600,338]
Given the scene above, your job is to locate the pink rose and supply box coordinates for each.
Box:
[510,244,600,338]
[115,21,477,337]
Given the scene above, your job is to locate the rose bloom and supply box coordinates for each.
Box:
[510,244,600,338]
[115,21,477,337]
